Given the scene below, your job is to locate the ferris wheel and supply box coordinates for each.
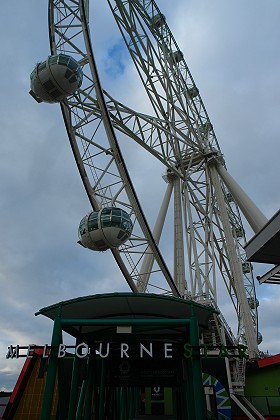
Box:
[30,0,266,360]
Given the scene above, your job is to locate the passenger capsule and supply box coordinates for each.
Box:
[187,86,199,99]
[78,207,133,251]
[169,50,184,64]
[29,54,83,103]
[151,13,165,28]
[248,297,259,309]
[257,332,263,345]
[242,262,252,274]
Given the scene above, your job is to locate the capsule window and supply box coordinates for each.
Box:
[117,231,128,241]
[102,208,112,215]
[121,220,131,232]
[49,56,58,66]
[38,62,47,72]
[88,220,98,232]
[65,68,73,79]
[30,68,36,80]
[79,217,87,236]
[68,58,78,71]
[101,215,111,227]
[76,68,83,85]
[112,209,121,216]
[69,75,77,84]
[111,215,121,227]
[59,55,70,66]
[88,213,98,231]
[122,212,130,220]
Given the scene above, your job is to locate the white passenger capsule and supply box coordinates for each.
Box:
[29,54,83,103]
[78,207,133,251]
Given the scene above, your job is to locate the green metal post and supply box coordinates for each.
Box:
[84,355,95,420]
[68,340,82,420]
[172,388,177,419]
[115,387,120,419]
[57,345,68,419]
[40,317,62,420]
[190,306,207,419]
[119,387,125,419]
[123,387,128,420]
[128,387,133,419]
[182,368,193,420]
[76,377,87,420]
[134,387,140,417]
[93,356,99,419]
[98,358,106,420]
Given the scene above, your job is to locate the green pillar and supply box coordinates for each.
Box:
[99,358,106,419]
[40,317,62,420]
[172,388,178,419]
[76,377,87,420]
[84,355,95,419]
[128,387,134,419]
[57,346,68,419]
[189,306,207,419]
[93,356,99,419]
[68,339,82,420]
[182,363,194,419]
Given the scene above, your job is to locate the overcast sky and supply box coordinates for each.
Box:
[1,0,280,391]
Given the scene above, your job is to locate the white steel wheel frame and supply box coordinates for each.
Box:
[48,0,259,357]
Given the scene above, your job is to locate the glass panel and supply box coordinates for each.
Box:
[69,75,77,84]
[122,212,130,220]
[88,213,98,222]
[38,61,47,71]
[58,55,70,66]
[68,58,78,71]
[30,69,36,80]
[88,213,98,231]
[111,215,121,227]
[112,209,121,216]
[76,68,83,85]
[101,215,111,227]
[102,208,112,215]
[121,220,132,233]
[79,217,87,236]
[88,221,98,231]
[65,68,72,80]
[49,56,58,66]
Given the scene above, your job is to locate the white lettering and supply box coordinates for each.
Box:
[164,343,173,358]
[76,343,89,358]
[6,345,19,359]
[58,344,66,358]
[26,344,35,358]
[140,343,153,358]
[98,343,110,358]
[121,343,129,358]
[42,344,49,358]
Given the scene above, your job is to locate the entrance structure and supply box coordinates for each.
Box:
[36,293,216,419]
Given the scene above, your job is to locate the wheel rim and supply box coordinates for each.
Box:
[47,0,258,357]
